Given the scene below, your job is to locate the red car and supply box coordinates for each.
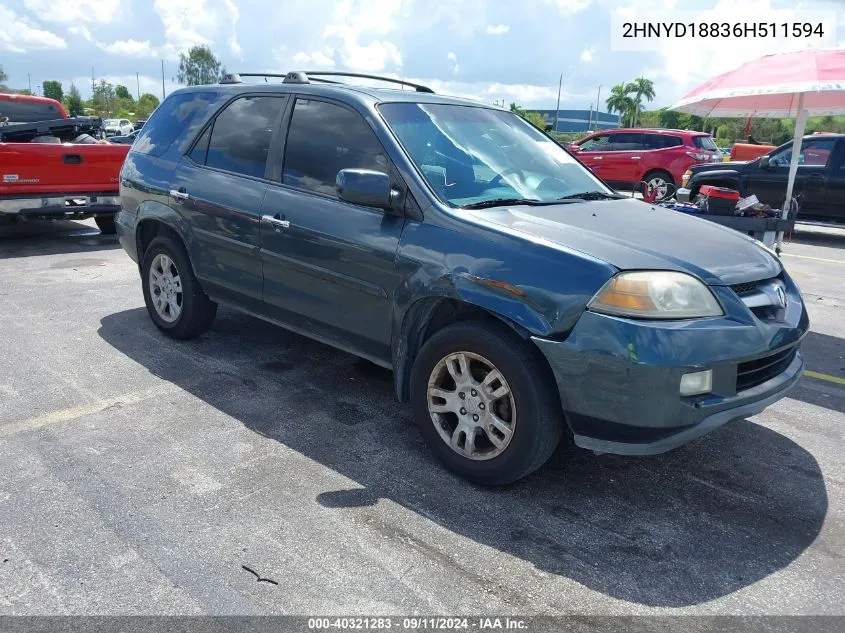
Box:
[568,128,719,198]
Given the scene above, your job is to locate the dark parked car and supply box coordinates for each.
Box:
[108,129,138,144]
[682,134,845,223]
[116,71,808,485]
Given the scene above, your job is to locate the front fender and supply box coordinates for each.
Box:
[689,169,743,193]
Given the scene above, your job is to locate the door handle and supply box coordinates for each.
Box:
[593,156,602,160]
[169,189,189,200]
[261,214,290,229]
[631,156,641,160]
[63,154,83,164]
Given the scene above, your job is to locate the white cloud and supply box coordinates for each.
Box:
[447,51,459,74]
[223,0,241,55]
[153,0,218,52]
[321,0,406,71]
[545,0,592,13]
[22,0,121,24]
[99,38,158,57]
[292,49,336,67]
[486,24,509,35]
[0,6,67,53]
[68,26,94,42]
[580,47,594,62]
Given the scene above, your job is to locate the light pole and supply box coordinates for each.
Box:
[27,73,32,93]
[136,72,141,100]
[554,73,563,135]
[595,85,602,129]
[161,60,166,100]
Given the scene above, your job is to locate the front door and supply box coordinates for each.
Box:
[169,94,288,305]
[259,97,405,363]
[745,137,839,213]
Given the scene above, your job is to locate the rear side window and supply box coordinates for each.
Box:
[204,96,287,178]
[0,97,64,123]
[646,134,683,149]
[693,136,718,150]
[132,91,217,157]
[282,99,389,197]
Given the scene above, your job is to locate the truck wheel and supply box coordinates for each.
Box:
[141,236,217,339]
[95,215,116,234]
[410,321,564,485]
[643,170,675,201]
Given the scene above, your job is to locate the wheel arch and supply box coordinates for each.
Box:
[135,201,200,279]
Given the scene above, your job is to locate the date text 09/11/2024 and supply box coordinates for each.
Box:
[622,22,826,38]
[307,617,528,630]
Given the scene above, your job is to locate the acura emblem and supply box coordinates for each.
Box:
[775,285,788,309]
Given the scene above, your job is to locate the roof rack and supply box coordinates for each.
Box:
[224,71,435,93]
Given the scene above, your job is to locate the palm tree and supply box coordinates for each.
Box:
[606,83,635,127]
[625,76,655,128]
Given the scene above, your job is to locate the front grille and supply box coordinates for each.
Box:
[736,346,797,392]
[730,281,761,296]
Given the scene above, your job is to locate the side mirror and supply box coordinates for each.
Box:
[759,156,770,170]
[336,169,393,209]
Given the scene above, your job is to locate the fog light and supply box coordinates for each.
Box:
[680,370,713,396]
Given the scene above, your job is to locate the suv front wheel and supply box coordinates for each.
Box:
[410,321,564,485]
[141,236,217,339]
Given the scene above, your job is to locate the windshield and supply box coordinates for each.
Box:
[104,119,120,126]
[379,103,612,207]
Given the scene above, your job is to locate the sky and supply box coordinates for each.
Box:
[0,0,843,112]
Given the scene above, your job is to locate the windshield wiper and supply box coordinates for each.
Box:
[556,191,624,201]
[461,198,556,210]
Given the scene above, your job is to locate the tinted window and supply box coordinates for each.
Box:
[646,134,683,149]
[693,136,717,150]
[189,126,211,164]
[132,91,217,157]
[204,96,286,178]
[609,132,645,150]
[0,97,64,123]
[769,138,838,168]
[283,99,388,197]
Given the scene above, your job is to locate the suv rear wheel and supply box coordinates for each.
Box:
[141,236,217,339]
[410,321,564,485]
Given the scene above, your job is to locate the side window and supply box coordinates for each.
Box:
[609,132,645,151]
[578,134,610,151]
[769,139,838,168]
[646,134,682,149]
[282,99,389,197]
[204,96,286,178]
[189,126,211,164]
[132,91,217,157]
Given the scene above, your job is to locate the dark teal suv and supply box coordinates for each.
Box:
[116,71,807,485]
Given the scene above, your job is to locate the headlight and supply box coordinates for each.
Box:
[589,271,723,319]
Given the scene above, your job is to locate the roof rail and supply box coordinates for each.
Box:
[229,71,435,93]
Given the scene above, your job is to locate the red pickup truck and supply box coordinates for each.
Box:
[0,93,129,233]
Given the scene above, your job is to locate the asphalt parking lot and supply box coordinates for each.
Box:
[0,218,843,615]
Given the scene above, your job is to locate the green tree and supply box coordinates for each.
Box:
[136,93,160,118]
[114,84,133,101]
[526,111,549,130]
[606,83,636,127]
[42,80,63,102]
[0,65,8,86]
[624,76,655,128]
[177,45,223,85]
[508,102,526,118]
[65,84,83,116]
[92,79,116,117]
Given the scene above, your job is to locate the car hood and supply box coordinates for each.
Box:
[692,159,752,172]
[469,198,781,286]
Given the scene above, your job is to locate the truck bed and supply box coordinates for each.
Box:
[1,142,129,198]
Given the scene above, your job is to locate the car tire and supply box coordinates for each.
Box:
[141,236,217,340]
[410,320,564,486]
[95,215,117,234]
[643,169,675,200]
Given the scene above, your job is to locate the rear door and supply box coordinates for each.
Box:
[812,140,845,221]
[168,94,288,306]
[259,97,406,363]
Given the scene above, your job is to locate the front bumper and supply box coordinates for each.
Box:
[0,195,120,218]
[532,282,808,455]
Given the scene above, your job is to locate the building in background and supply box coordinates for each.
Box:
[526,109,620,133]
